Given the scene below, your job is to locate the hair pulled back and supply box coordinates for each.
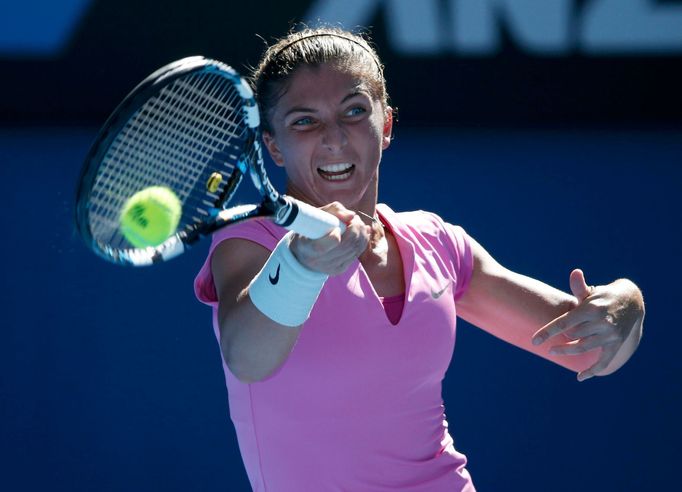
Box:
[251,27,389,133]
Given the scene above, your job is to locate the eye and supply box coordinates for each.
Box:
[346,106,366,117]
[292,116,314,126]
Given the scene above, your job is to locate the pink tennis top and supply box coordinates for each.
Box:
[195,204,477,491]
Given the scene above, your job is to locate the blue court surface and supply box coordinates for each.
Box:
[1,126,680,491]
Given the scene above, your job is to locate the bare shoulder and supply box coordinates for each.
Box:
[211,238,271,306]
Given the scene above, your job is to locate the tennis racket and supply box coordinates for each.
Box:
[75,56,343,266]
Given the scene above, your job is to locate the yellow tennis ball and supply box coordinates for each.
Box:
[119,186,182,248]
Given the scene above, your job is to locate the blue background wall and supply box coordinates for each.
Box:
[2,128,680,491]
[1,2,681,491]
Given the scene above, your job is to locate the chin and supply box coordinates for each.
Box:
[317,188,365,209]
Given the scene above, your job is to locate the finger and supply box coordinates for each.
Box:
[532,308,591,345]
[561,319,615,341]
[318,227,369,265]
[577,343,618,382]
[293,214,370,273]
[570,268,592,301]
[340,222,369,251]
[323,226,344,244]
[344,216,371,244]
[549,334,610,355]
[297,231,342,255]
[343,215,370,237]
[321,201,356,224]
[289,234,344,272]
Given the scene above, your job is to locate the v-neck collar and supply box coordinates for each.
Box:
[345,204,416,325]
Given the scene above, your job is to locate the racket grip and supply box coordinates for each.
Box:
[286,199,346,239]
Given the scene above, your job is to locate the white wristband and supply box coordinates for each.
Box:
[248,232,328,327]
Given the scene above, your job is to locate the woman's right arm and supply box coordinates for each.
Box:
[211,204,370,383]
[212,238,303,383]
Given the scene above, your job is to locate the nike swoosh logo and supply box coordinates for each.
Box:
[269,264,281,285]
[431,280,451,299]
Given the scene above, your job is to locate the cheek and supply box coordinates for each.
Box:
[369,113,388,142]
[282,159,306,179]
[279,141,314,178]
[364,122,385,155]
[276,135,305,162]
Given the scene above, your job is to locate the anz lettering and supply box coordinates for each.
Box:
[306,0,682,55]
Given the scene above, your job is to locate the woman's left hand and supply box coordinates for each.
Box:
[531,269,645,382]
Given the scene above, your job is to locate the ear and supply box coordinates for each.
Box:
[381,107,394,150]
[262,131,285,167]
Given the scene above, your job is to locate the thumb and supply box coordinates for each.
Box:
[569,268,592,301]
[321,201,356,226]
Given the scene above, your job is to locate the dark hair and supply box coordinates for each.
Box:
[251,27,389,133]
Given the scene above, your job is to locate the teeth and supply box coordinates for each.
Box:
[319,163,353,173]
[324,172,352,181]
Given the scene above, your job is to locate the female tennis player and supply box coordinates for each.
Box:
[194,27,645,491]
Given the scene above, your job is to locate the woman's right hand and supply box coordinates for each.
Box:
[289,201,371,275]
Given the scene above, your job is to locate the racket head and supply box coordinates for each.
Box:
[75,56,279,266]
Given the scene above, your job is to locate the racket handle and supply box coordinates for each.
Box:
[284,198,346,239]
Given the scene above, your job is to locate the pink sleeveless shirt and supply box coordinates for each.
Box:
[195,204,476,491]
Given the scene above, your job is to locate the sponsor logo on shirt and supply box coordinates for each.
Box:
[431,280,451,299]
[269,264,281,285]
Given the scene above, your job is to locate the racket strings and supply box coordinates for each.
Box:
[116,75,241,194]
[90,72,228,240]
[97,73,236,209]
[89,71,250,247]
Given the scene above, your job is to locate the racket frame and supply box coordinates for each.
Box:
[75,56,308,267]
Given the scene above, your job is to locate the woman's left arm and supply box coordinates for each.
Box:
[456,235,645,382]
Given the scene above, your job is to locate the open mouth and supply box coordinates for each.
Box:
[317,163,355,181]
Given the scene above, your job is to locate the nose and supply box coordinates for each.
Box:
[321,121,347,153]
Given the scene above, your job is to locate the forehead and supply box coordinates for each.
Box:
[277,63,371,104]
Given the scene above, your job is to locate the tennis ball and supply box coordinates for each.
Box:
[119,186,182,248]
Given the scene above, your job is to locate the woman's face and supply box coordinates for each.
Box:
[262,63,392,210]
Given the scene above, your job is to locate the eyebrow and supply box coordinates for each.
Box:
[282,90,370,119]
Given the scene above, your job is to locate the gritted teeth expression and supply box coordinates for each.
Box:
[261,63,392,206]
[317,163,355,181]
